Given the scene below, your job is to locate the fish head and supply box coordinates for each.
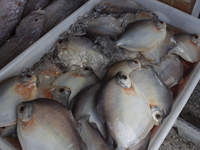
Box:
[16,10,47,36]
[153,21,167,31]
[116,71,132,89]
[151,106,165,126]
[51,86,71,107]
[19,70,37,85]
[128,58,141,71]
[78,66,95,77]
[18,101,33,123]
[189,34,200,47]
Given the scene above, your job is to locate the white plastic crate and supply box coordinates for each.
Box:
[0,0,200,149]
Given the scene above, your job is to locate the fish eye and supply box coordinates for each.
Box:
[152,13,156,16]
[59,88,65,93]
[133,60,138,64]
[17,2,22,7]
[156,114,161,120]
[159,21,164,24]
[122,75,127,80]
[26,74,32,78]
[34,18,39,22]
[84,67,90,71]
[20,106,26,113]
[194,35,198,39]
[57,39,63,44]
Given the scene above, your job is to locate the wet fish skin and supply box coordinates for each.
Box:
[169,34,200,63]
[116,20,167,52]
[42,0,84,34]
[0,10,47,69]
[17,99,87,150]
[103,58,141,81]
[53,66,100,107]
[140,30,177,64]
[57,36,110,73]
[71,83,107,139]
[95,0,147,14]
[0,0,27,44]
[129,66,173,125]
[23,0,52,17]
[96,71,154,149]
[0,71,37,127]
[36,86,71,107]
[76,116,111,150]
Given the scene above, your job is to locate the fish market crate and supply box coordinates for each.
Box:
[0,0,200,149]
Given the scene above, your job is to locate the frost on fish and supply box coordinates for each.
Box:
[56,36,110,75]
[140,30,177,64]
[116,20,167,52]
[95,0,147,14]
[168,34,200,63]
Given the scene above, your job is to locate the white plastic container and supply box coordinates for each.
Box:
[0,0,200,149]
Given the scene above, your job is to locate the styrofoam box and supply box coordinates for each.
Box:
[0,0,200,149]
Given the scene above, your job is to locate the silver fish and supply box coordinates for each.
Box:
[53,66,100,107]
[168,34,200,63]
[42,0,84,34]
[140,30,177,64]
[116,20,167,52]
[103,58,141,81]
[17,99,87,150]
[57,36,110,73]
[71,83,107,138]
[0,70,37,127]
[0,0,27,44]
[36,86,71,107]
[129,66,173,125]
[0,10,47,69]
[96,71,154,150]
[129,133,150,150]
[95,0,147,14]
[76,116,111,150]
[153,55,184,88]
[83,12,158,39]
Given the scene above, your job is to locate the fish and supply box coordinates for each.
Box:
[103,58,141,81]
[17,99,87,150]
[52,66,100,106]
[96,71,154,149]
[140,30,177,64]
[36,85,71,107]
[129,133,150,150]
[42,0,84,34]
[168,34,200,63]
[56,36,110,73]
[0,0,27,44]
[95,0,147,14]
[23,0,52,17]
[0,70,37,127]
[116,20,167,52]
[76,116,111,150]
[0,10,47,69]
[129,66,173,125]
[34,62,62,86]
[83,12,158,39]
[71,83,107,138]
[0,125,17,138]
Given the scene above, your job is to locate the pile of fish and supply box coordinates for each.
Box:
[0,0,200,149]
[0,0,85,69]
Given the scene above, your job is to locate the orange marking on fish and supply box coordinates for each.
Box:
[41,65,62,77]
[149,100,159,108]
[21,117,36,134]
[71,72,84,78]
[189,39,198,47]
[141,12,150,18]
[15,83,37,100]
[42,88,54,99]
[124,87,138,97]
